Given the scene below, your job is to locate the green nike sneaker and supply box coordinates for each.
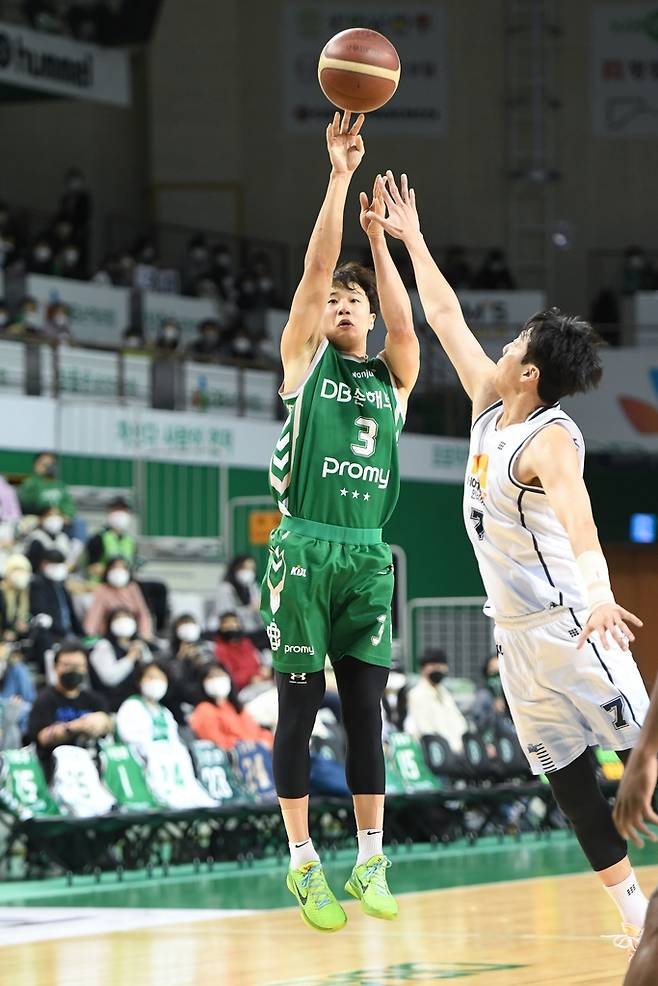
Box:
[345,854,398,920]
[286,861,347,933]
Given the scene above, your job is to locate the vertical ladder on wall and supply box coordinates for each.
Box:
[505,0,562,296]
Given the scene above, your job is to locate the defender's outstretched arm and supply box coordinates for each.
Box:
[366,171,496,411]
[360,175,419,398]
[281,111,365,391]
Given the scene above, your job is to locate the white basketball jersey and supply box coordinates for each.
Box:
[463,400,587,620]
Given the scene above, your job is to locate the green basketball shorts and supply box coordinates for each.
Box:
[260,516,394,675]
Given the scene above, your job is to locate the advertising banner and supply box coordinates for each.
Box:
[592,5,658,136]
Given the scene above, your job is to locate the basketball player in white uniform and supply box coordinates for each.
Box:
[366,171,651,955]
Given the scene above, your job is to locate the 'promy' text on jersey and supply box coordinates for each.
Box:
[269,339,405,529]
[464,401,587,619]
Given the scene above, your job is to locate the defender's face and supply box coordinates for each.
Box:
[323,283,375,352]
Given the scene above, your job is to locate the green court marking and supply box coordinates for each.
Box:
[2,832,658,910]
[270,962,527,984]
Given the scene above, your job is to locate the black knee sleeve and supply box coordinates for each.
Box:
[547,749,627,872]
[334,656,389,795]
[272,669,325,799]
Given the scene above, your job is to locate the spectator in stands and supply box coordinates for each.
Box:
[0,639,35,732]
[29,549,84,670]
[24,505,72,571]
[88,607,154,711]
[27,640,112,779]
[190,663,273,751]
[59,168,91,246]
[188,318,222,360]
[0,555,32,642]
[163,614,215,723]
[472,249,515,291]
[85,498,167,632]
[44,301,73,343]
[183,235,211,294]
[85,497,135,581]
[17,452,77,525]
[155,319,181,352]
[216,554,267,649]
[214,611,267,693]
[405,649,469,754]
[471,653,516,743]
[0,474,22,547]
[84,557,153,641]
[8,297,42,336]
[54,242,85,280]
[121,325,146,349]
[28,235,55,276]
[116,662,179,755]
[228,325,257,361]
[622,246,655,295]
[115,251,136,288]
[443,246,473,290]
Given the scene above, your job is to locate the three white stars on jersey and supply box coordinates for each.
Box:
[339,488,370,500]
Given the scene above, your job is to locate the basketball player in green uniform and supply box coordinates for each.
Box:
[261,110,419,932]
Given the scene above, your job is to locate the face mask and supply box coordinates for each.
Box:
[107,511,130,532]
[10,571,30,591]
[487,673,504,698]
[192,247,208,263]
[428,670,446,685]
[233,336,251,354]
[204,676,231,700]
[107,568,130,588]
[43,515,64,535]
[0,313,8,327]
[125,336,140,349]
[219,628,241,642]
[177,622,200,643]
[215,253,232,270]
[64,250,79,266]
[59,670,84,690]
[35,246,52,262]
[141,679,167,702]
[54,312,69,329]
[42,462,57,478]
[111,617,136,639]
[162,325,178,341]
[25,312,40,328]
[45,563,67,582]
[258,277,274,292]
[235,568,256,587]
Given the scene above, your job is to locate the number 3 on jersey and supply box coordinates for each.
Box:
[351,416,378,458]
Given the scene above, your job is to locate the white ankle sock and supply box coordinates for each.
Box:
[289,838,320,869]
[357,828,383,865]
[604,870,649,928]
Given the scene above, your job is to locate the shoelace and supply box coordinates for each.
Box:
[362,856,392,897]
[299,863,332,910]
[602,932,642,953]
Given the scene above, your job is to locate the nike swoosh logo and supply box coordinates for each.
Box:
[294,882,308,906]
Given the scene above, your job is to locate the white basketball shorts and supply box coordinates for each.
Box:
[494,607,649,775]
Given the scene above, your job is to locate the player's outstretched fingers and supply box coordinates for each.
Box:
[385,170,403,203]
[618,620,635,643]
[340,110,352,133]
[620,607,644,628]
[350,113,365,135]
[400,173,410,201]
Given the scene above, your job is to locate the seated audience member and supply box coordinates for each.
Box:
[29,550,84,670]
[472,248,515,291]
[471,653,516,746]
[116,663,178,756]
[187,319,222,360]
[84,557,153,641]
[216,554,268,649]
[85,498,167,631]
[164,614,215,723]
[1,554,32,642]
[0,639,36,733]
[405,649,469,754]
[214,611,267,692]
[88,608,153,710]
[24,505,72,571]
[18,452,77,523]
[190,663,273,751]
[27,640,112,779]
[155,319,181,352]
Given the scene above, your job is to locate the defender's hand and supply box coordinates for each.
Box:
[359,175,386,239]
[576,602,642,651]
[326,111,365,176]
[614,749,658,848]
[366,171,421,241]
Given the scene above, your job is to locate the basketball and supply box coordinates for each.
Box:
[318,28,401,114]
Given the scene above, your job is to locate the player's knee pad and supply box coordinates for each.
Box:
[548,761,626,871]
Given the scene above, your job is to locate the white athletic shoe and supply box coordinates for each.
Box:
[608,922,643,963]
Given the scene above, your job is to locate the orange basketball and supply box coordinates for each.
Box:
[318,28,401,114]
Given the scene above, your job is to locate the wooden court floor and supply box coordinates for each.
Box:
[2,864,656,986]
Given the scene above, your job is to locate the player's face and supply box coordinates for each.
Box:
[324,283,375,352]
[494,331,534,394]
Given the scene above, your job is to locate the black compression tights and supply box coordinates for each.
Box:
[273,656,389,799]
[546,748,630,872]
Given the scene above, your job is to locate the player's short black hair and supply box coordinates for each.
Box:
[54,639,87,664]
[521,308,603,405]
[332,262,380,315]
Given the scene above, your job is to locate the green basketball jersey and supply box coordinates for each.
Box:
[269,340,405,529]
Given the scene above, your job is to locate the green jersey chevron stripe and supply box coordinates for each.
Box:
[266,544,286,615]
[268,342,404,529]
